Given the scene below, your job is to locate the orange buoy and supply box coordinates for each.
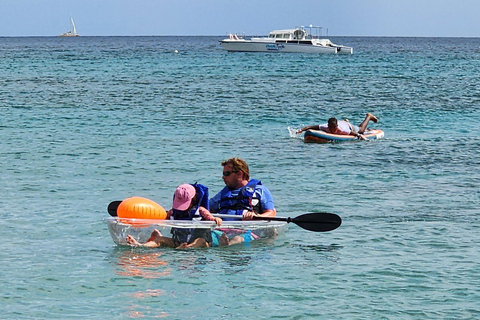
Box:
[117,197,167,220]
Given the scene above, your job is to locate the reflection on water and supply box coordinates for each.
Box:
[124,304,169,319]
[130,288,165,298]
[113,250,171,318]
[128,310,167,318]
[294,243,343,264]
[296,243,343,253]
[126,290,170,318]
[116,250,171,279]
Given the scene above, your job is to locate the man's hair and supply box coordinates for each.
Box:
[328,117,338,131]
[328,117,338,127]
[221,158,250,181]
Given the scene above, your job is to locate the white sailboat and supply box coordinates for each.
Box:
[59,17,80,37]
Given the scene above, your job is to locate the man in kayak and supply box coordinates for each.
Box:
[126,184,222,249]
[296,113,378,140]
[209,157,276,245]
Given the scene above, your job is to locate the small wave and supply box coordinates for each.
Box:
[287,126,302,139]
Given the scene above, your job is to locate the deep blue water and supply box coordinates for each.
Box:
[1,36,479,319]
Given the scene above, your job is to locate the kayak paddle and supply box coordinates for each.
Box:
[212,212,341,232]
[107,200,121,216]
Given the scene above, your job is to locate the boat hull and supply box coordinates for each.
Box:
[105,217,286,246]
[304,129,385,143]
[220,40,352,54]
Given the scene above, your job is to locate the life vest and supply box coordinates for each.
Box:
[171,183,209,220]
[218,179,262,217]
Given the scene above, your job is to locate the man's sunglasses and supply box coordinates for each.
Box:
[222,171,237,177]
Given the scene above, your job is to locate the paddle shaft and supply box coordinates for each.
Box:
[212,213,291,222]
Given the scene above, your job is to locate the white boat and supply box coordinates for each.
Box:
[219,25,352,54]
[59,17,80,37]
[105,217,286,246]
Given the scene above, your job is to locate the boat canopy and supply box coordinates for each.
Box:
[268,29,307,40]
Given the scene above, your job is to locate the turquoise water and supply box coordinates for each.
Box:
[1,36,479,319]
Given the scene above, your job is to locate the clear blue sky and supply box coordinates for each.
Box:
[1,0,478,37]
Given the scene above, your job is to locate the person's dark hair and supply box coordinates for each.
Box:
[221,158,250,181]
[328,118,338,126]
[328,117,338,132]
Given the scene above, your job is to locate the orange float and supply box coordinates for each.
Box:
[117,197,167,220]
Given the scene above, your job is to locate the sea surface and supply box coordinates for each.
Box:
[1,36,479,319]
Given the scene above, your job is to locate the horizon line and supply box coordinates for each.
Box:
[1,35,480,39]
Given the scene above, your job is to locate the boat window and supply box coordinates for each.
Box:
[294,29,305,40]
[283,34,290,39]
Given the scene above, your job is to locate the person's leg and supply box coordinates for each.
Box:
[358,113,378,133]
[126,235,162,248]
[146,229,163,242]
[226,235,244,245]
[181,237,210,248]
[218,233,230,246]
[126,229,176,248]
[126,235,142,246]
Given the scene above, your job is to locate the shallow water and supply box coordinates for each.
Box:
[1,36,479,319]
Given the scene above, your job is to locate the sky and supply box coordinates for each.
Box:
[0,0,478,37]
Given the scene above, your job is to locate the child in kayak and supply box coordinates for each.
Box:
[126,184,222,248]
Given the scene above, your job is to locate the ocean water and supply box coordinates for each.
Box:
[1,36,479,319]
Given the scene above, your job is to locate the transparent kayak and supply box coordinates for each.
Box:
[105,217,287,246]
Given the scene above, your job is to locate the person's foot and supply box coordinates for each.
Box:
[147,229,163,242]
[219,233,230,246]
[126,235,141,246]
[176,242,190,249]
[367,113,378,123]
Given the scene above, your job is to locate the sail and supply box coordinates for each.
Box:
[71,17,77,35]
[59,17,80,37]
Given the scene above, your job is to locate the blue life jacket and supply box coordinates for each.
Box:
[218,179,262,217]
[171,183,209,220]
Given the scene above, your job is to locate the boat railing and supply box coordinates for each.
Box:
[226,32,245,40]
[296,25,329,39]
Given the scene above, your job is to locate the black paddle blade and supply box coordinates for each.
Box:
[107,200,122,216]
[291,212,342,232]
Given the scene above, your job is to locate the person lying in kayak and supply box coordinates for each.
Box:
[209,157,276,245]
[296,113,378,140]
[126,183,222,249]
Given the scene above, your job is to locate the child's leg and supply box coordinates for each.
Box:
[126,229,176,248]
[177,237,210,249]
[126,235,162,248]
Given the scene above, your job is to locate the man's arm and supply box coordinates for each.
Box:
[350,129,367,140]
[296,125,320,134]
[243,186,276,220]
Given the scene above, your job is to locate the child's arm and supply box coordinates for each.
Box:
[199,206,222,226]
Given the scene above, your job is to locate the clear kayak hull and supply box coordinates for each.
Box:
[105,217,287,246]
